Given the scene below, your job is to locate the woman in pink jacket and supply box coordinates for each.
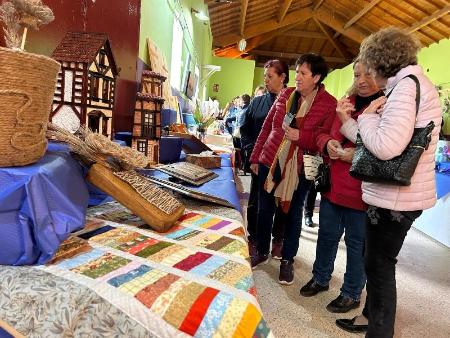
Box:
[335,28,442,338]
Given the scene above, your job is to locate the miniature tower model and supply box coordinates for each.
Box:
[51,32,119,137]
[131,70,166,164]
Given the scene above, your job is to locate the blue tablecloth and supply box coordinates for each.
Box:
[0,143,89,265]
[436,171,450,199]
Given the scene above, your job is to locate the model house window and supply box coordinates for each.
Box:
[90,75,100,101]
[99,50,106,66]
[142,112,155,138]
[170,18,183,90]
[102,79,109,101]
[137,140,147,155]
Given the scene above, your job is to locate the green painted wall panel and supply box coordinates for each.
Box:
[207,56,256,107]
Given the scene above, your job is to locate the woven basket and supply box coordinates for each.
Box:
[0,47,60,167]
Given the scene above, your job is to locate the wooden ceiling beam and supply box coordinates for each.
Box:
[214,21,308,58]
[314,18,349,59]
[251,49,350,63]
[214,6,314,47]
[314,6,368,44]
[277,0,294,23]
[240,0,249,36]
[313,0,325,11]
[285,30,327,38]
[406,5,450,33]
[344,0,382,29]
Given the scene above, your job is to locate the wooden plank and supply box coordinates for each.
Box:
[285,29,326,38]
[313,0,325,11]
[278,0,294,23]
[214,6,314,46]
[240,0,249,35]
[407,5,450,33]
[343,0,382,29]
[314,18,349,58]
[314,6,368,43]
[250,49,350,63]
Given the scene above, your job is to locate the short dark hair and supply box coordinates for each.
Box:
[295,53,329,84]
[241,94,251,106]
[264,59,289,84]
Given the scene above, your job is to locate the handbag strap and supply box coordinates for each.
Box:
[386,74,420,118]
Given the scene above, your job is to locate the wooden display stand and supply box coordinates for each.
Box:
[169,132,211,154]
[87,164,184,232]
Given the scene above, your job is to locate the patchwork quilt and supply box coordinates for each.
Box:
[0,202,273,338]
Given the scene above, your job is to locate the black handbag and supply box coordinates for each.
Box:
[314,163,330,192]
[349,75,435,186]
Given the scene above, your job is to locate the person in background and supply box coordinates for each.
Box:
[300,60,382,315]
[335,28,441,337]
[249,54,337,285]
[254,85,267,97]
[241,60,290,258]
[232,94,251,172]
[224,96,240,134]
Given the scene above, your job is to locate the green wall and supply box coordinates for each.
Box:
[139,0,212,100]
[207,56,256,107]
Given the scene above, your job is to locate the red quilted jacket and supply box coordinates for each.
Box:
[317,95,365,211]
[250,86,337,174]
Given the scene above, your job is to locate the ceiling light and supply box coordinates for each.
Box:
[191,8,209,21]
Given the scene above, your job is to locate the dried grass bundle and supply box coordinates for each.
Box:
[46,123,149,171]
[0,0,54,49]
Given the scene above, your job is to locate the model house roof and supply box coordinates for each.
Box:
[52,31,118,75]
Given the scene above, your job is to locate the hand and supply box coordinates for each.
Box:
[336,97,355,123]
[363,96,387,115]
[339,147,355,163]
[327,139,342,160]
[284,125,300,142]
[250,163,258,175]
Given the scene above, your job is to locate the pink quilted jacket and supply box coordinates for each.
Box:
[340,65,442,211]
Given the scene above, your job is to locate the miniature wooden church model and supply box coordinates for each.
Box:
[50,32,119,137]
[131,71,166,164]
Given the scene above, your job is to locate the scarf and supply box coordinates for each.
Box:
[265,88,318,213]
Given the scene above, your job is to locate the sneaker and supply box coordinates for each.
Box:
[251,253,269,269]
[305,215,315,227]
[248,240,258,257]
[270,239,283,260]
[278,259,294,285]
[299,278,329,297]
[326,295,360,313]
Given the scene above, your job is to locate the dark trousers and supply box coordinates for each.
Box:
[363,206,422,338]
[312,198,366,300]
[256,164,311,261]
[247,172,285,242]
[304,184,317,218]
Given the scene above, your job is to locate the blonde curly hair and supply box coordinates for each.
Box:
[358,27,421,79]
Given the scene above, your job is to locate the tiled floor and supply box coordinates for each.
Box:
[236,174,450,338]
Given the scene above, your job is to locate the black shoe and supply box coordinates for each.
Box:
[335,316,368,333]
[250,253,269,269]
[278,260,294,285]
[305,215,315,227]
[326,295,360,313]
[299,278,329,297]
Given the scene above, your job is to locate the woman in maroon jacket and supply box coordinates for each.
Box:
[299,61,382,313]
[249,54,337,285]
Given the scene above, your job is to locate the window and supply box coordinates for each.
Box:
[89,74,100,101]
[102,79,109,101]
[137,140,147,156]
[142,111,155,138]
[170,18,183,90]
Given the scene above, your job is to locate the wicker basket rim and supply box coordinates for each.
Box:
[0,46,60,68]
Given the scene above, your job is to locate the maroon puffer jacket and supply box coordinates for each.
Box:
[250,86,337,173]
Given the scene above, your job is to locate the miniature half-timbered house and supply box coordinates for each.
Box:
[131,70,167,164]
[51,32,119,137]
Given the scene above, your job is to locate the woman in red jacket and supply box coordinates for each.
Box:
[299,60,382,313]
[249,54,336,285]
